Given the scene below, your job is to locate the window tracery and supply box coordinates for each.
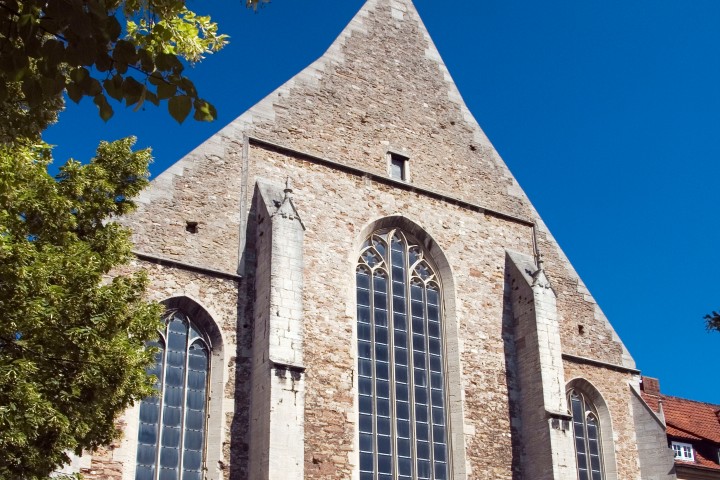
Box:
[569,389,604,480]
[135,311,210,480]
[357,228,448,480]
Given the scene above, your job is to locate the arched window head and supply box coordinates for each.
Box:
[136,311,211,480]
[357,228,449,480]
[569,389,604,480]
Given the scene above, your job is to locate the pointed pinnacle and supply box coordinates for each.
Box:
[284,176,293,198]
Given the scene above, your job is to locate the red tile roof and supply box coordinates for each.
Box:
[662,395,720,444]
[666,424,701,441]
[642,382,720,471]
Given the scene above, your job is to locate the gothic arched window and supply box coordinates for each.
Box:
[570,390,604,480]
[135,311,211,480]
[356,229,448,480]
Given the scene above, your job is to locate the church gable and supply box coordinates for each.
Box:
[234,0,524,217]
[128,0,631,368]
[99,1,673,480]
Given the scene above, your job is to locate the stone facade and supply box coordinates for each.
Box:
[75,0,675,478]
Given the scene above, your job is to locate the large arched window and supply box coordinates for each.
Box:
[569,389,604,480]
[356,228,448,480]
[135,311,211,480]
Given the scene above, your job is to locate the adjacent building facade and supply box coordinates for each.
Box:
[642,377,720,480]
[72,0,678,478]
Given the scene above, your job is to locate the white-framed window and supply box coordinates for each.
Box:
[671,441,694,462]
[356,228,448,480]
[135,311,211,480]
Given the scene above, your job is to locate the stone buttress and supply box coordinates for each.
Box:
[506,251,576,479]
[78,0,681,478]
[249,180,306,480]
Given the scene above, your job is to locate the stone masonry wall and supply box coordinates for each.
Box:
[114,0,648,477]
[101,261,250,480]
[564,362,642,479]
[505,252,576,480]
[248,189,273,479]
[630,389,676,480]
[241,0,627,368]
[247,146,535,478]
[124,0,629,368]
[83,441,123,480]
[128,133,244,274]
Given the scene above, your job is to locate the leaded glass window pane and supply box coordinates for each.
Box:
[135,312,211,480]
[357,229,449,479]
[569,391,604,480]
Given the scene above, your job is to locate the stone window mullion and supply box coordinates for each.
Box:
[357,228,449,480]
[423,286,435,472]
[178,325,190,479]
[400,234,418,480]
[570,390,604,480]
[370,267,378,477]
[386,245,398,478]
[135,313,211,480]
[153,328,169,480]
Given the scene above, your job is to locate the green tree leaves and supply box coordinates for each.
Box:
[169,94,192,123]
[0,138,165,479]
[0,1,269,476]
[705,311,720,333]
[193,99,217,122]
[93,94,113,121]
[0,0,266,131]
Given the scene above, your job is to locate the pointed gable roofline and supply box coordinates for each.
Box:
[137,0,636,370]
[227,0,491,148]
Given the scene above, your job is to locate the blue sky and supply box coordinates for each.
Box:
[44,0,720,403]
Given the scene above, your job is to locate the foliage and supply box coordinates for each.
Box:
[0,138,165,479]
[0,0,271,476]
[705,310,720,333]
[0,70,64,143]
[0,0,264,128]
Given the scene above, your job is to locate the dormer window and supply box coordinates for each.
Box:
[671,441,694,462]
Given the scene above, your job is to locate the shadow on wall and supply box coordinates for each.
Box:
[228,189,259,479]
[502,264,525,480]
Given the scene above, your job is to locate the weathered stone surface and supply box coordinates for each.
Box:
[75,0,670,479]
[564,362,642,479]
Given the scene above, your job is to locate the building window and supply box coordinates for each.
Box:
[570,390,604,480]
[135,311,210,480]
[671,441,694,462]
[356,228,448,480]
[389,152,409,181]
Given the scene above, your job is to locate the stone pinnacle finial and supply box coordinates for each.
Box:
[531,253,551,288]
[284,177,293,198]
